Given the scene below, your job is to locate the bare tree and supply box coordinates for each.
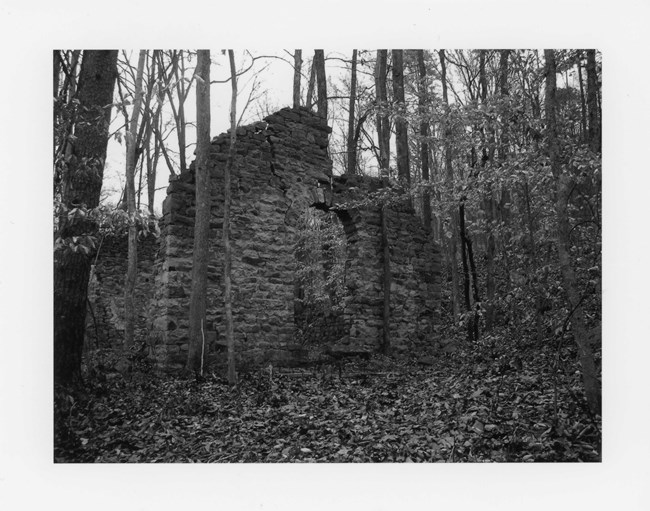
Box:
[293,50,302,108]
[346,49,358,175]
[156,50,197,174]
[224,50,238,385]
[416,50,432,231]
[124,50,146,349]
[438,49,461,320]
[375,50,390,177]
[586,50,601,152]
[314,50,327,119]
[392,50,410,184]
[306,56,316,108]
[187,50,212,376]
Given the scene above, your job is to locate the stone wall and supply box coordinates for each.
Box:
[85,233,158,350]
[322,174,442,354]
[144,106,441,371]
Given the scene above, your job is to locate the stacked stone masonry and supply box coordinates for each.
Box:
[85,233,158,350]
[93,107,441,371]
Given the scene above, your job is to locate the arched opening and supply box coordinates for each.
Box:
[293,207,351,349]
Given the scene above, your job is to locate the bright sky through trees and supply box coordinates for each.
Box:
[103,50,296,213]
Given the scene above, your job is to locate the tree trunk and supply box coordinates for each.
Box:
[147,101,162,215]
[225,50,238,385]
[478,51,490,164]
[54,50,118,387]
[466,222,480,342]
[375,50,390,177]
[392,49,410,184]
[417,50,432,231]
[293,50,302,108]
[482,50,508,331]
[174,51,188,173]
[497,50,512,226]
[137,153,143,211]
[438,49,461,321]
[586,50,601,152]
[53,51,61,98]
[346,49,358,175]
[576,51,588,144]
[460,201,480,342]
[124,51,146,349]
[187,50,212,376]
[458,202,473,341]
[306,58,316,109]
[314,50,327,119]
[545,49,601,416]
[146,50,162,215]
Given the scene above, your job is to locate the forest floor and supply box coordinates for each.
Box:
[54,331,601,463]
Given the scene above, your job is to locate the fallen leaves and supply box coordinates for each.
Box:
[54,345,601,463]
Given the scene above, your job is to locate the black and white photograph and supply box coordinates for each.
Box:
[52,48,602,464]
[2,1,649,510]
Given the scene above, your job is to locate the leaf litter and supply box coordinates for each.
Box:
[54,342,601,463]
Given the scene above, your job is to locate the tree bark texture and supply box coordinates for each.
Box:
[124,50,146,349]
[54,50,118,387]
[464,206,481,342]
[392,49,410,184]
[375,50,390,177]
[438,49,461,321]
[293,50,302,109]
[497,50,512,227]
[314,50,327,120]
[479,50,494,164]
[576,51,588,144]
[146,99,162,215]
[545,49,601,416]
[144,51,161,210]
[187,50,212,376]
[416,50,432,232]
[482,50,510,330]
[225,50,238,385]
[586,50,601,152]
[458,202,473,341]
[306,58,316,109]
[173,51,188,173]
[53,51,61,98]
[346,49,358,175]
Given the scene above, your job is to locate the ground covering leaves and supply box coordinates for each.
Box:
[55,335,601,463]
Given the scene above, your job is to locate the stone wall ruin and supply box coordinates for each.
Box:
[104,107,441,371]
[85,233,158,351]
